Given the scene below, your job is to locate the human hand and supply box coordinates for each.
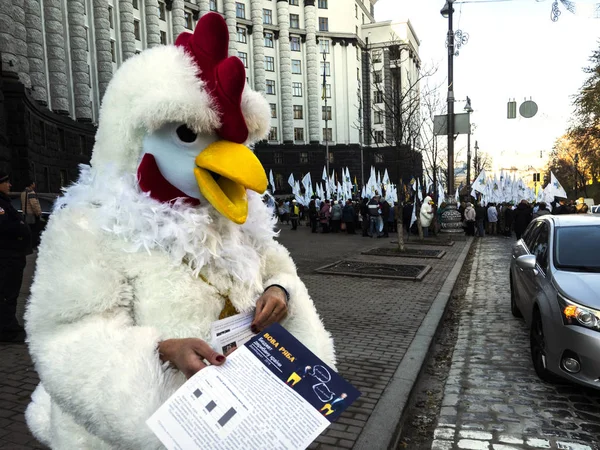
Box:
[158,338,225,379]
[251,286,289,333]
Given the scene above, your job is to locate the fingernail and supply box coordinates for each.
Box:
[251,325,258,333]
[216,355,225,363]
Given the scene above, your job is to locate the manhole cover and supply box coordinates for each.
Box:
[315,260,431,281]
[362,247,446,259]
[391,240,454,247]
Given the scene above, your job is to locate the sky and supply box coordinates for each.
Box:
[375,0,600,174]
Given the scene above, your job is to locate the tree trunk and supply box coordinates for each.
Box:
[396,204,404,252]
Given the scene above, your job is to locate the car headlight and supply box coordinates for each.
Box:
[558,294,600,332]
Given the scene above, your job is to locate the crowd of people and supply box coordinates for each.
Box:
[461,197,590,239]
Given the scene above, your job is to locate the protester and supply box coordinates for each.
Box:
[367,196,382,238]
[342,200,356,234]
[464,202,476,236]
[419,195,435,237]
[330,200,342,233]
[576,198,589,214]
[21,180,43,249]
[0,171,32,342]
[504,204,514,237]
[487,203,498,235]
[533,202,550,218]
[475,202,486,237]
[319,199,331,233]
[514,200,533,240]
[290,200,300,230]
[381,199,391,238]
[360,198,370,237]
[308,198,318,233]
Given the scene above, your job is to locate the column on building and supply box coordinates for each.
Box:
[67,0,92,120]
[93,0,112,101]
[382,48,393,143]
[43,0,69,112]
[145,0,160,47]
[0,0,18,77]
[250,0,265,93]
[25,0,48,103]
[303,0,318,143]
[171,0,185,39]
[222,0,237,56]
[198,0,209,16]
[119,0,136,61]
[276,0,292,143]
[12,0,31,87]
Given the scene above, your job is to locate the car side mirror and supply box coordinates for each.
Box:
[516,254,537,270]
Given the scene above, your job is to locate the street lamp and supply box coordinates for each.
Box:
[574,153,579,198]
[319,39,330,178]
[464,97,473,190]
[441,0,455,199]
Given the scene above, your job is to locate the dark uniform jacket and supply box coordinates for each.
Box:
[0,192,32,257]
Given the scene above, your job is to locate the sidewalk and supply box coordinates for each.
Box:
[1,223,472,449]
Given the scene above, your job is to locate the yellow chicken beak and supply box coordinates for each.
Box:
[194,140,267,224]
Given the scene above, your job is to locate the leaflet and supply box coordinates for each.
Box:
[210,310,255,354]
[147,323,360,450]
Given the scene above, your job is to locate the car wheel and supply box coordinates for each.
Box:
[530,309,562,383]
[509,272,522,318]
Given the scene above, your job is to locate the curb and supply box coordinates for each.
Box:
[353,237,474,450]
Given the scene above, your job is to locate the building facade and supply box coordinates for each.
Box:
[0,0,422,193]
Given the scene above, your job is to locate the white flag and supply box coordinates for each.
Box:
[288,173,295,188]
[473,169,487,194]
[269,169,276,194]
[550,172,568,199]
[322,167,327,181]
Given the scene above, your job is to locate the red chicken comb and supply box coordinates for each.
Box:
[175,13,248,143]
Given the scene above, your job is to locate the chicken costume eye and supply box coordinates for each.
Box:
[175,125,198,144]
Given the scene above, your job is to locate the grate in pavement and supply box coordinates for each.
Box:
[314,260,431,281]
[362,247,446,259]
[391,239,455,247]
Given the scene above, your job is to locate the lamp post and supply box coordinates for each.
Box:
[574,153,579,198]
[464,96,473,190]
[441,0,455,200]
[474,140,479,175]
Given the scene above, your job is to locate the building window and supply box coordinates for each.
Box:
[294,128,304,141]
[266,79,276,95]
[237,26,247,43]
[374,110,383,124]
[372,50,382,63]
[290,36,301,51]
[356,46,359,60]
[108,6,114,28]
[263,9,272,24]
[318,17,328,31]
[290,0,299,5]
[132,0,138,9]
[292,82,303,97]
[236,2,245,19]
[270,103,277,118]
[160,31,167,45]
[323,128,332,141]
[289,13,299,28]
[355,4,358,18]
[268,127,278,141]
[238,51,248,67]
[210,0,217,11]
[262,56,273,71]
[357,67,360,80]
[274,152,283,164]
[374,131,384,144]
[390,45,401,60]
[322,106,331,120]
[184,11,194,30]
[329,152,334,163]
[325,84,331,98]
[291,59,301,74]
[133,20,141,40]
[264,32,274,47]
[373,70,382,83]
[300,152,309,163]
[374,152,384,163]
[318,0,328,8]
[293,105,303,119]
[158,2,166,20]
[320,61,330,76]
[319,39,330,54]
[374,90,383,103]
[362,13,365,24]
[110,40,116,62]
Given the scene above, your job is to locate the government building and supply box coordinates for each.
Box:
[0,0,422,194]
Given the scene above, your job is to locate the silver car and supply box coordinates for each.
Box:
[510,214,600,389]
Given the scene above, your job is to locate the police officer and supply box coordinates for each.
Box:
[0,171,31,342]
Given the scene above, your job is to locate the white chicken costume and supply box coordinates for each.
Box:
[24,13,335,449]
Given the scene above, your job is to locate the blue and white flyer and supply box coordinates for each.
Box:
[147,323,360,449]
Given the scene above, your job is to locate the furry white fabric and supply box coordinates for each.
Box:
[25,169,336,448]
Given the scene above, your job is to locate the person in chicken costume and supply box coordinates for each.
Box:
[24,13,335,449]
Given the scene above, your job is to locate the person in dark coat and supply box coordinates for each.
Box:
[504,205,515,237]
[0,171,32,342]
[342,200,356,234]
[380,200,391,238]
[513,200,533,240]
[360,198,369,237]
[308,199,318,233]
[475,203,486,237]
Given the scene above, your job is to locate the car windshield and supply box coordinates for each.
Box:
[555,225,600,272]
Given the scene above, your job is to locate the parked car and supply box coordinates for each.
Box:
[510,214,600,389]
